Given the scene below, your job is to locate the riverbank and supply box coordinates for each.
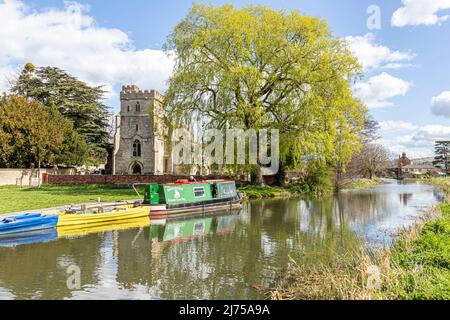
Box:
[0,183,309,215]
[347,178,384,190]
[421,177,450,194]
[0,184,140,215]
[270,203,450,300]
[238,185,300,199]
[0,177,379,214]
[238,183,336,199]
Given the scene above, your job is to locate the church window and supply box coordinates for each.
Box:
[133,140,141,157]
[136,102,141,112]
[135,124,139,131]
[127,105,131,112]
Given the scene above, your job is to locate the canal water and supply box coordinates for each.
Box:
[0,180,444,299]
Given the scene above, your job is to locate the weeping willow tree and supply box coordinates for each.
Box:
[164,4,367,183]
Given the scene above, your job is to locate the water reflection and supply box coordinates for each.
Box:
[0,180,443,299]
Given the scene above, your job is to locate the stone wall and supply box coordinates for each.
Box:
[45,174,241,186]
[0,169,48,186]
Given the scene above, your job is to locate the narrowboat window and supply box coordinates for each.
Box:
[193,187,205,198]
[220,183,237,198]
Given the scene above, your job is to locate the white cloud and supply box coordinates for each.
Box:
[431,91,450,118]
[379,121,418,132]
[380,124,450,158]
[354,72,412,109]
[345,33,415,70]
[392,0,450,27]
[0,0,175,100]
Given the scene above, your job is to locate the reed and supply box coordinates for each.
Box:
[269,205,450,300]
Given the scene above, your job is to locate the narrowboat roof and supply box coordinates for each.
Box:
[162,180,235,186]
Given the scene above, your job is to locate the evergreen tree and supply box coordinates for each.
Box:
[12,63,111,164]
[433,141,450,174]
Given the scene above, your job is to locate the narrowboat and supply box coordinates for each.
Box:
[143,180,242,219]
[0,213,58,235]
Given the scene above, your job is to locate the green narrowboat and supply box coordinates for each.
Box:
[143,180,242,219]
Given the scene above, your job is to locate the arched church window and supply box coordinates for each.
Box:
[135,124,139,131]
[136,102,141,112]
[133,140,141,157]
[127,105,131,112]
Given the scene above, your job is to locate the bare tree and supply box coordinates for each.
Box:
[358,143,391,179]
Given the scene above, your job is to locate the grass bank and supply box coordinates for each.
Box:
[421,177,450,194]
[270,204,450,300]
[347,178,384,190]
[0,184,140,215]
[238,183,332,200]
[238,185,299,199]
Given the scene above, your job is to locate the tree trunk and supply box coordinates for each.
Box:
[256,165,264,186]
[38,159,41,188]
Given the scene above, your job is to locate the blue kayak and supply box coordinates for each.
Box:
[0,213,58,235]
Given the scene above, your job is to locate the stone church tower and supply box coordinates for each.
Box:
[113,85,171,175]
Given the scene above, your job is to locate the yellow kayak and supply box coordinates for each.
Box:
[56,206,150,229]
[57,216,150,237]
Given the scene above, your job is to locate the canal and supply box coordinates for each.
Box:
[0,180,444,299]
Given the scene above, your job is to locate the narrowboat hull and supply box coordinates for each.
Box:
[150,196,242,220]
[0,214,59,235]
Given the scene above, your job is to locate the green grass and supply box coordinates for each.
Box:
[385,203,450,299]
[422,177,450,194]
[0,184,141,215]
[238,181,334,200]
[238,185,296,199]
[348,178,384,190]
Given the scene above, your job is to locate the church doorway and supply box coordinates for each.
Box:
[130,162,143,175]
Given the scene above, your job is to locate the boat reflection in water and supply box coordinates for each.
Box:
[0,210,239,249]
[0,229,58,248]
[0,217,151,248]
[150,209,240,244]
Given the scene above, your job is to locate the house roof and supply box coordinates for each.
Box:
[403,164,436,169]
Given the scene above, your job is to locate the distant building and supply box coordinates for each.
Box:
[402,164,438,176]
[398,152,411,167]
[393,153,440,177]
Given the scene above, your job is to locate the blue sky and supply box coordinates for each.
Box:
[1,0,450,158]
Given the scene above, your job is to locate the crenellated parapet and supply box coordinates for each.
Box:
[120,85,165,103]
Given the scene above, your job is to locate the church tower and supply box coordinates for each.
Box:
[113,85,168,175]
